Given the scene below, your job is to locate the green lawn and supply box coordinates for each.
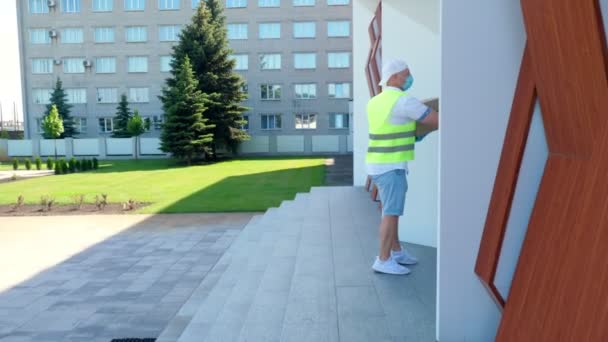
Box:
[0,158,326,213]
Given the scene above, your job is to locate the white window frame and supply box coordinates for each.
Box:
[128,87,150,103]
[127,56,149,73]
[260,84,281,100]
[29,0,50,14]
[126,26,148,42]
[295,113,317,129]
[96,88,118,103]
[261,114,282,130]
[93,0,113,11]
[159,25,181,42]
[124,0,145,11]
[158,0,180,10]
[74,117,88,133]
[61,28,84,44]
[293,22,315,38]
[66,88,87,104]
[258,23,281,39]
[259,54,281,70]
[95,57,116,74]
[29,29,51,44]
[98,117,114,133]
[226,0,247,8]
[328,82,351,98]
[327,21,350,38]
[293,0,314,6]
[227,23,248,40]
[258,0,279,7]
[94,27,115,43]
[160,56,172,72]
[294,53,316,69]
[327,52,351,68]
[63,58,86,73]
[61,0,81,13]
[31,58,53,74]
[294,83,316,99]
[230,54,249,70]
[329,112,349,129]
[32,88,53,105]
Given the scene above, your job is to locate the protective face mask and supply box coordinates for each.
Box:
[402,75,414,91]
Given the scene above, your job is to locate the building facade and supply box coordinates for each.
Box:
[17,0,353,154]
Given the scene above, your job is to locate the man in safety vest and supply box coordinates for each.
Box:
[367,59,439,275]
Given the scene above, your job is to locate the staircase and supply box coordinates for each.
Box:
[157,186,436,342]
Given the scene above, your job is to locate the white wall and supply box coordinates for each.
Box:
[8,140,32,157]
[106,138,133,156]
[240,136,270,153]
[383,0,440,248]
[312,136,340,153]
[439,0,527,340]
[277,135,304,153]
[73,139,100,156]
[39,139,66,156]
[139,138,164,155]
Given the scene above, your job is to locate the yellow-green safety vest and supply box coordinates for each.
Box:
[366,88,416,164]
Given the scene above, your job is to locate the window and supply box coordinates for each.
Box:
[328,52,350,68]
[74,118,88,133]
[63,58,85,73]
[227,23,248,40]
[124,0,145,10]
[66,89,87,104]
[29,0,49,13]
[327,0,348,4]
[152,115,164,130]
[294,83,316,99]
[261,114,281,130]
[128,87,149,103]
[294,53,316,69]
[95,57,116,73]
[29,29,50,44]
[259,54,281,70]
[293,22,315,38]
[258,0,279,7]
[226,0,247,8]
[192,0,201,8]
[328,82,350,98]
[295,113,317,129]
[259,23,280,39]
[32,89,52,104]
[61,28,84,44]
[158,0,179,10]
[61,0,81,13]
[93,0,113,11]
[241,83,248,94]
[128,56,148,73]
[159,25,181,41]
[160,56,172,72]
[260,84,281,100]
[31,58,53,74]
[293,0,314,6]
[99,118,114,133]
[95,27,115,43]
[229,54,248,70]
[327,21,350,37]
[126,26,147,42]
[329,112,349,129]
[97,88,118,103]
[242,115,249,130]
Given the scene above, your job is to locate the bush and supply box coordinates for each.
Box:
[12,158,18,170]
[88,159,94,170]
[59,159,68,174]
[25,159,32,170]
[93,158,99,170]
[69,158,77,173]
[75,159,81,171]
[46,158,54,170]
[54,163,60,175]
[35,157,42,170]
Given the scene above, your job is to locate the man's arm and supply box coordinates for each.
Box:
[416,111,438,140]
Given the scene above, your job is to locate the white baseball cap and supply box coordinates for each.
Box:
[378,59,409,86]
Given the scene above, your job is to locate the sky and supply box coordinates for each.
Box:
[0,1,23,122]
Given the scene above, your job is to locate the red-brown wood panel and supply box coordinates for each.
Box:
[477,0,608,340]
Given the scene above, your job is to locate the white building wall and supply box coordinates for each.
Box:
[277,136,305,153]
[312,136,340,153]
[7,140,33,157]
[240,136,270,154]
[139,138,164,155]
[73,139,100,156]
[106,138,134,156]
[39,139,66,156]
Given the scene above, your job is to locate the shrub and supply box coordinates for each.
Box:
[46,158,54,170]
[35,157,42,170]
[60,159,68,174]
[93,158,99,169]
[69,158,77,173]
[75,159,81,171]
[25,159,32,170]
[88,159,94,170]
[12,158,18,170]
[54,163,60,175]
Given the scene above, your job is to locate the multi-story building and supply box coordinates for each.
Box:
[17,0,353,154]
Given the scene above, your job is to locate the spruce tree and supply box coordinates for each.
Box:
[160,57,214,164]
[112,94,133,138]
[169,0,249,156]
[45,78,76,138]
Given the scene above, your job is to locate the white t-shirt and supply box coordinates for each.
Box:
[366,86,432,176]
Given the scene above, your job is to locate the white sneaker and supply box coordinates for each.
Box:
[372,257,411,275]
[391,249,418,265]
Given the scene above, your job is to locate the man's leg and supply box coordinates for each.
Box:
[379,215,399,261]
[391,222,402,253]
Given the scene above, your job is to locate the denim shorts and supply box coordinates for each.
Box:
[371,169,408,216]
